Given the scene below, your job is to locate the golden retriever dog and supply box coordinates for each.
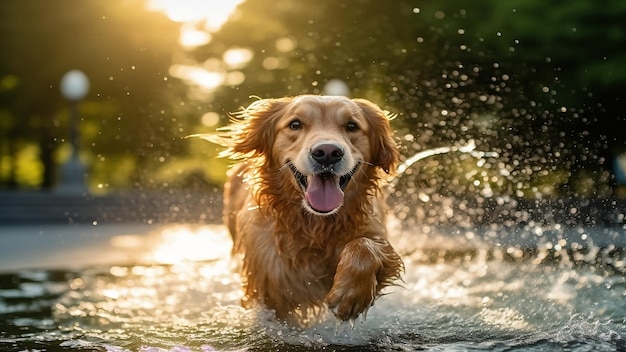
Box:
[204,95,403,325]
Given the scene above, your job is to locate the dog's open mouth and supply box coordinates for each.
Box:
[289,163,358,214]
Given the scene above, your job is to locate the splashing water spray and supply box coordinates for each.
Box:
[389,139,499,187]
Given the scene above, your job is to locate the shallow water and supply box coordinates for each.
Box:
[1,224,625,351]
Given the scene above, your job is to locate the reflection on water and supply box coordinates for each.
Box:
[1,224,625,351]
[111,225,234,265]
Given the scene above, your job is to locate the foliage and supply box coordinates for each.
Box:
[0,0,624,197]
[0,0,204,191]
[198,0,625,196]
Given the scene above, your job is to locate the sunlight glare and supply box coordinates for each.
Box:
[179,23,212,48]
[201,112,221,127]
[109,225,233,265]
[149,225,232,264]
[223,48,254,69]
[146,0,244,26]
[479,307,531,330]
[169,64,225,90]
[147,0,246,47]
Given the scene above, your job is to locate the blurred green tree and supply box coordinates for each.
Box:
[414,0,626,194]
[1,0,624,197]
[0,0,191,191]
[191,0,625,197]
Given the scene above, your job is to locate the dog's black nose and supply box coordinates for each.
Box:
[311,143,344,166]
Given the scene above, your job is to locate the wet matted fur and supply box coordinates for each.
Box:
[203,95,404,325]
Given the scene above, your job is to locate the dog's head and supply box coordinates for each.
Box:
[209,95,399,216]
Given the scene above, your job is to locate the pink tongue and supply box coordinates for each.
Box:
[305,175,344,212]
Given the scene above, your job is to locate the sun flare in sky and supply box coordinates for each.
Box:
[145,0,250,95]
[146,0,246,47]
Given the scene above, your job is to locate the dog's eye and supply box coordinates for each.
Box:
[346,121,359,132]
[289,120,303,130]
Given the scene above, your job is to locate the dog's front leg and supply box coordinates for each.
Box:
[325,236,402,322]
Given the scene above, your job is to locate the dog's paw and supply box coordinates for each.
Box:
[325,276,377,322]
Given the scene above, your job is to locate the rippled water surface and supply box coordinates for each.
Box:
[1,224,625,351]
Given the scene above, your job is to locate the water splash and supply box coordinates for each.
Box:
[2,225,624,351]
[395,140,499,176]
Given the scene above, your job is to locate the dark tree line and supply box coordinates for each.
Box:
[0,0,188,190]
[1,0,624,197]
[199,0,626,196]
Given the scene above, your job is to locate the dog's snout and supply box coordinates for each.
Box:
[311,143,344,166]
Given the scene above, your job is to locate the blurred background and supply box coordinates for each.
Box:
[0,0,625,216]
[2,3,625,350]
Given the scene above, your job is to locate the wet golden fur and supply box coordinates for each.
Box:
[209,95,403,325]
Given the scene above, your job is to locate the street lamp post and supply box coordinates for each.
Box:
[57,70,90,195]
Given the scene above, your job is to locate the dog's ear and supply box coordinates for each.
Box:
[353,99,400,174]
[201,97,292,162]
